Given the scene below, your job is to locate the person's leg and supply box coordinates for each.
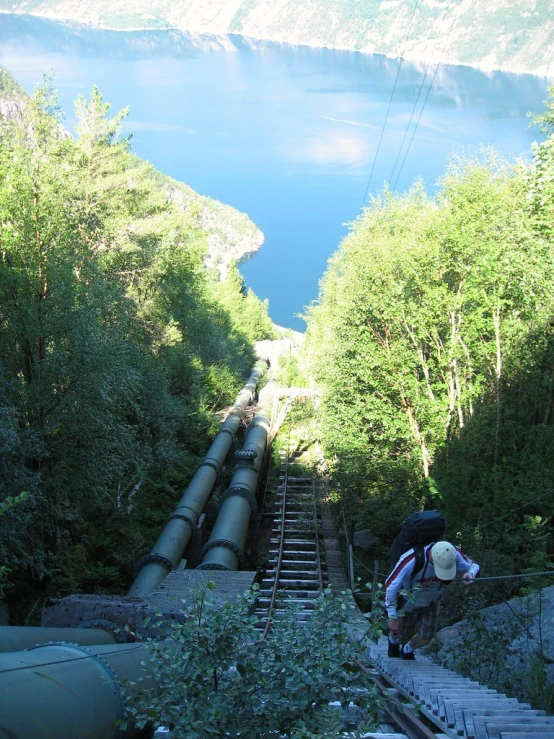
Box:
[388,613,412,657]
[403,604,438,657]
[393,612,415,656]
[387,617,401,656]
[407,632,430,649]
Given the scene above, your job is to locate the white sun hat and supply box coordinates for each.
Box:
[431,541,457,580]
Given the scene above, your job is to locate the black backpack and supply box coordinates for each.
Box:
[390,510,447,579]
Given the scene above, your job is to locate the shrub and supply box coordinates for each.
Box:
[123,583,382,737]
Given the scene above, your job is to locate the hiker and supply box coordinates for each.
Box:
[385,540,480,660]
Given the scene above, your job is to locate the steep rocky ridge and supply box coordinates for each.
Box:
[0,98,24,122]
[1,0,553,76]
[165,179,263,278]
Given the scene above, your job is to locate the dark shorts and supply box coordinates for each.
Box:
[397,601,438,642]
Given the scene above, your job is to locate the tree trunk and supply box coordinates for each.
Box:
[493,306,502,465]
[400,394,431,478]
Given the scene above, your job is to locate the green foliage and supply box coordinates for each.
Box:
[0,67,25,100]
[276,349,306,387]
[527,86,554,240]
[0,491,29,517]
[530,86,554,134]
[0,491,29,593]
[306,140,554,574]
[215,261,277,345]
[0,77,268,616]
[123,583,382,738]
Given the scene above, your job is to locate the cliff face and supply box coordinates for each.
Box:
[0,0,553,76]
[165,179,264,278]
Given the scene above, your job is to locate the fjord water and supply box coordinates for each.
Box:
[0,15,549,330]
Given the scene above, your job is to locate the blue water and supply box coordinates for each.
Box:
[0,15,549,330]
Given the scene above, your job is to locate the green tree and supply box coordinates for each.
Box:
[216,260,276,344]
[306,153,554,555]
[0,78,268,614]
[0,79,155,599]
[527,86,554,240]
[0,67,26,100]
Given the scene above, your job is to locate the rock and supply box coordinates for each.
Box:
[0,99,25,123]
[166,181,264,280]
[354,529,375,551]
[435,585,554,698]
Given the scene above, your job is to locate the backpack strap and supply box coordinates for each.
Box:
[412,542,434,580]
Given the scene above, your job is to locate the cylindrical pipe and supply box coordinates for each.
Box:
[129,359,267,597]
[197,381,274,571]
[198,494,253,570]
[0,641,162,738]
[0,625,117,654]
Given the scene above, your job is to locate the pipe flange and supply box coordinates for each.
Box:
[167,512,196,528]
[235,448,258,460]
[135,552,174,573]
[79,619,130,644]
[26,642,126,732]
[167,504,198,529]
[219,485,257,514]
[24,640,78,650]
[219,424,237,438]
[200,537,243,562]
[196,458,221,474]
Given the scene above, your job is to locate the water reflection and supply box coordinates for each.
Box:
[0,13,549,330]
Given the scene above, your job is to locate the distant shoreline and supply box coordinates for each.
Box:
[1,10,553,80]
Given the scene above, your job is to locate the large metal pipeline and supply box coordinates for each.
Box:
[197,379,275,571]
[0,625,118,654]
[128,359,268,597]
[0,363,272,737]
[0,641,162,738]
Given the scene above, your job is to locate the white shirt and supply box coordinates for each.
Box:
[385,543,480,617]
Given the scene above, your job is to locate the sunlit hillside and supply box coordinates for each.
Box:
[0,0,553,75]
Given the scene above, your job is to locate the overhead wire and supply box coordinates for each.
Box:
[392,1,463,189]
[387,3,452,186]
[373,569,554,582]
[361,0,422,209]
[0,643,146,676]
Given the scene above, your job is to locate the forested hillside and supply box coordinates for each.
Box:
[0,72,275,620]
[306,91,554,590]
[0,0,553,75]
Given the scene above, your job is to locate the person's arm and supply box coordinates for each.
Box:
[455,547,480,586]
[385,551,415,617]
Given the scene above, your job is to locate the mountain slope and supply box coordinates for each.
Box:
[0,0,553,75]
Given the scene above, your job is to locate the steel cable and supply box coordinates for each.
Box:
[388,3,451,185]
[392,1,463,189]
[361,0,421,208]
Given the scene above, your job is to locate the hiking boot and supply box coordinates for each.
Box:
[387,640,400,658]
[401,648,415,660]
